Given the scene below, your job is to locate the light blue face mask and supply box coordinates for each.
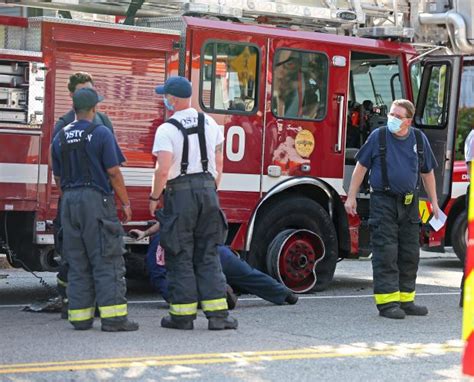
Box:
[163,97,175,111]
[387,115,403,133]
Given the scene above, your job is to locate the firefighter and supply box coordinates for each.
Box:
[51,88,138,332]
[149,76,237,330]
[52,72,125,319]
[129,224,299,306]
[344,99,439,319]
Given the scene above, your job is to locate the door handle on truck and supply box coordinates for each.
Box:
[334,94,344,153]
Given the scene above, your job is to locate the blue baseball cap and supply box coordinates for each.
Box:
[155,76,192,98]
[73,88,104,110]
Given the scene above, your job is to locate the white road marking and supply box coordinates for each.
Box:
[0,291,460,309]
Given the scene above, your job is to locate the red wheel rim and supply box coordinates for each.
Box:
[276,229,325,293]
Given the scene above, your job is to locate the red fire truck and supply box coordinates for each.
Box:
[0,0,473,293]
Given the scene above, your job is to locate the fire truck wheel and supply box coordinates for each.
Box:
[250,196,338,292]
[38,246,61,273]
[266,228,326,293]
[451,210,467,264]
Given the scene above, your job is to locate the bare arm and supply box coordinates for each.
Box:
[129,222,160,240]
[107,166,132,223]
[344,162,368,216]
[215,142,224,188]
[149,151,173,216]
[421,170,439,218]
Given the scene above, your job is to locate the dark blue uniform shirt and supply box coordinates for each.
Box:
[52,120,122,195]
[356,127,438,195]
[51,110,125,164]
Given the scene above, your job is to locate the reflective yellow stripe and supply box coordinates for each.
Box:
[201,298,228,312]
[374,291,400,305]
[418,200,431,224]
[99,304,127,319]
[169,302,198,316]
[68,307,94,322]
[400,291,416,303]
[57,277,67,287]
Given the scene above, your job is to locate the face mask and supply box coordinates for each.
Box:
[163,97,174,111]
[387,115,403,134]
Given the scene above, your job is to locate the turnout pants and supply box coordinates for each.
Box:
[369,192,421,311]
[53,197,69,299]
[157,173,228,321]
[61,187,128,327]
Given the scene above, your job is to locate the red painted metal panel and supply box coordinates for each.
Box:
[454,160,468,182]
[187,28,268,225]
[0,133,41,202]
[264,39,350,180]
[49,22,176,52]
[0,15,28,28]
[54,50,166,167]
[0,134,40,163]
[183,16,416,55]
[52,49,168,220]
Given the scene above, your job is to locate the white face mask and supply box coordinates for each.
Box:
[387,115,403,133]
[163,97,175,111]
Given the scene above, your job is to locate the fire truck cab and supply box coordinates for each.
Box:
[0,0,472,293]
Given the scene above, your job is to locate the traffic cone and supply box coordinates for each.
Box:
[462,166,474,377]
[463,332,474,376]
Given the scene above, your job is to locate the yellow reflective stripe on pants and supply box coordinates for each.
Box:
[201,298,228,312]
[99,304,127,319]
[374,291,400,305]
[400,291,415,303]
[169,302,198,316]
[68,307,94,322]
[57,277,67,287]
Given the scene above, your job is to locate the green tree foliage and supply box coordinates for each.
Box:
[455,107,474,160]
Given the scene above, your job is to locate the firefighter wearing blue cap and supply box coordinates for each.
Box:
[149,76,238,330]
[51,87,138,332]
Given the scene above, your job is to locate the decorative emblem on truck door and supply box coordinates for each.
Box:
[295,129,315,158]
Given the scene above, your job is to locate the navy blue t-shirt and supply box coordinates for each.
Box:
[51,110,125,164]
[356,127,438,194]
[52,120,122,194]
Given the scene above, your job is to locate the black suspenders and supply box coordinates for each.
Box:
[166,112,209,176]
[378,126,424,192]
[59,123,97,186]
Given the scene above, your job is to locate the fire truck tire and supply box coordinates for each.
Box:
[250,196,338,292]
[451,210,467,264]
[266,228,326,293]
[38,246,61,273]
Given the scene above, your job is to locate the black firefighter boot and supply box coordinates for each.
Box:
[400,302,428,316]
[161,315,194,330]
[72,319,94,331]
[208,314,238,330]
[101,318,139,332]
[378,303,406,319]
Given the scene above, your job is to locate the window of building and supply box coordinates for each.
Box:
[272,49,328,120]
[200,41,258,113]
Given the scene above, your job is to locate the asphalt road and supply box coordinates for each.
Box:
[0,251,467,382]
